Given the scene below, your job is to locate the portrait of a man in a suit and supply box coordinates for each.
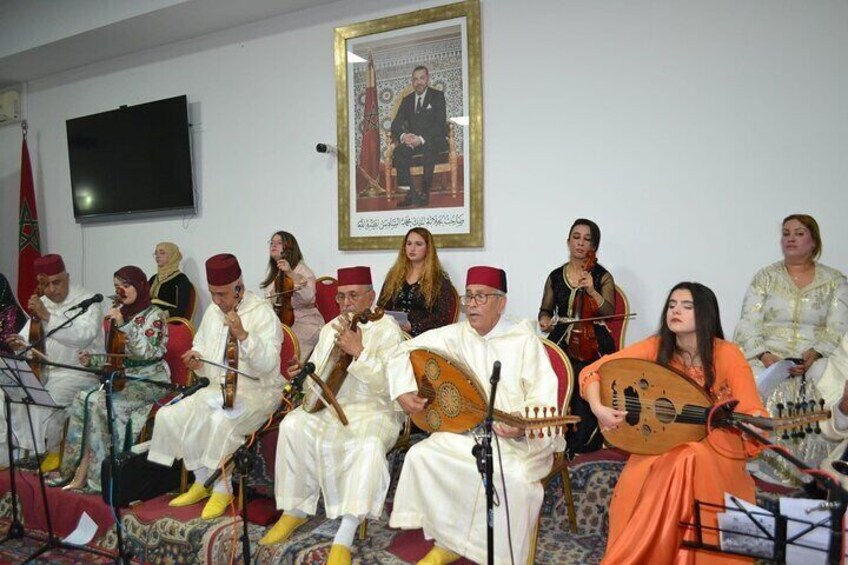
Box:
[390,65,448,207]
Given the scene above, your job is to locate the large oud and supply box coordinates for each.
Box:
[598,358,830,455]
[409,349,579,436]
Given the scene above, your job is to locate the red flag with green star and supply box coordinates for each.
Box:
[17,130,41,307]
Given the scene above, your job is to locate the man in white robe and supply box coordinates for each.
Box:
[390,266,562,565]
[259,266,404,565]
[147,253,282,519]
[4,254,103,472]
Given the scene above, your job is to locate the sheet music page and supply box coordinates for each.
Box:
[0,358,60,406]
[717,493,775,558]
[756,359,796,400]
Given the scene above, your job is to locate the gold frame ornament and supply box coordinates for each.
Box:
[335,0,483,250]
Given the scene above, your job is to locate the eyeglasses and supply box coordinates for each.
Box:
[460,293,503,306]
[335,292,364,304]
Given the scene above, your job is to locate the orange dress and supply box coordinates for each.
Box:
[580,336,766,565]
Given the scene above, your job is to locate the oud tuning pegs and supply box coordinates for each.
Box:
[819,398,826,411]
[529,428,536,440]
[525,406,530,419]
[776,403,785,418]
[786,401,795,417]
[534,406,540,419]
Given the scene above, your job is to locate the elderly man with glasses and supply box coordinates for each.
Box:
[260,266,404,565]
[388,266,562,565]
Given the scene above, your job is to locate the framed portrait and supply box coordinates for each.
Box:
[335,0,482,250]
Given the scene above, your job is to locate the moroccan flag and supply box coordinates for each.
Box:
[357,53,381,193]
[17,132,41,307]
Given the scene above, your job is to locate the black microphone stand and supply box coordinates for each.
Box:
[472,360,501,565]
[102,369,133,564]
[21,304,95,357]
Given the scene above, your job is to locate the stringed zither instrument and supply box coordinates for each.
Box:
[26,275,48,381]
[302,308,384,420]
[104,294,128,392]
[408,349,581,435]
[598,358,830,455]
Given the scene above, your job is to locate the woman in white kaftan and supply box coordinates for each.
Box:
[734,214,848,483]
[388,316,562,565]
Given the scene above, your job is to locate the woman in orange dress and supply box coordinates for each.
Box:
[580,281,766,565]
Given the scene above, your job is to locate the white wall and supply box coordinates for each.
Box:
[1,0,847,344]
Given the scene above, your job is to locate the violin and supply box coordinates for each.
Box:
[27,276,47,381]
[222,290,243,409]
[565,249,601,363]
[273,270,295,327]
[304,307,385,415]
[104,294,128,391]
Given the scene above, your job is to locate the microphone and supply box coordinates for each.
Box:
[490,360,502,385]
[165,377,210,406]
[284,362,316,393]
[68,293,104,312]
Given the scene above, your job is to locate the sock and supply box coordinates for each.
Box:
[285,508,308,519]
[192,466,211,485]
[332,514,360,548]
[212,477,231,494]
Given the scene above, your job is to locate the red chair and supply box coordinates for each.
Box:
[315,276,340,322]
[138,317,195,442]
[607,284,631,351]
[279,323,300,377]
[164,317,196,387]
[528,338,578,563]
[185,282,198,322]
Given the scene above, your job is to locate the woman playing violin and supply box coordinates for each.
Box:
[538,218,616,455]
[260,231,323,361]
[579,282,764,565]
[58,266,169,492]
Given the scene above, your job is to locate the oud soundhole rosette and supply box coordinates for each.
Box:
[437,383,463,418]
[426,409,442,431]
[425,358,441,383]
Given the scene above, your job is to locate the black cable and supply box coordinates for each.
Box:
[493,432,515,565]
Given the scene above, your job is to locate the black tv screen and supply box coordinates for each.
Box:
[66,95,195,222]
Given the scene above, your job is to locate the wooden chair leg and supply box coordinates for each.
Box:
[560,468,577,533]
[179,464,189,493]
[358,519,368,541]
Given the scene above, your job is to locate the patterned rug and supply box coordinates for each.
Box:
[0,450,628,564]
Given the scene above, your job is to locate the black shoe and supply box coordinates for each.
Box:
[397,193,417,208]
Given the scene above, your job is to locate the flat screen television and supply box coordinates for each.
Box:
[66,95,195,222]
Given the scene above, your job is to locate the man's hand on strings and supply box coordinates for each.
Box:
[397,392,427,414]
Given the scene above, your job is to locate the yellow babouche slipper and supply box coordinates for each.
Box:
[201,492,233,519]
[259,514,308,546]
[39,452,61,473]
[327,544,351,565]
[417,545,461,565]
[168,482,211,507]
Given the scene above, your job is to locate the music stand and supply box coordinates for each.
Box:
[0,353,121,563]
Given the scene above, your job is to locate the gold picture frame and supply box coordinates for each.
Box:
[335,0,483,250]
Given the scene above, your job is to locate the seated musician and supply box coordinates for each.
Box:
[377,227,456,336]
[260,230,324,360]
[149,241,195,319]
[390,266,561,565]
[4,255,103,473]
[259,266,404,565]
[0,272,27,355]
[59,266,169,491]
[147,253,282,519]
[815,331,848,441]
[538,218,616,457]
[734,215,847,482]
[582,282,765,565]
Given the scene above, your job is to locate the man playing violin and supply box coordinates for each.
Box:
[148,253,282,520]
[389,266,562,565]
[4,254,103,473]
[259,266,404,565]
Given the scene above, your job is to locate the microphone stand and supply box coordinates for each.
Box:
[21,305,95,357]
[473,361,501,565]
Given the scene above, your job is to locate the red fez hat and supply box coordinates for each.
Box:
[205,253,242,286]
[337,266,372,286]
[33,254,66,277]
[466,266,507,293]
